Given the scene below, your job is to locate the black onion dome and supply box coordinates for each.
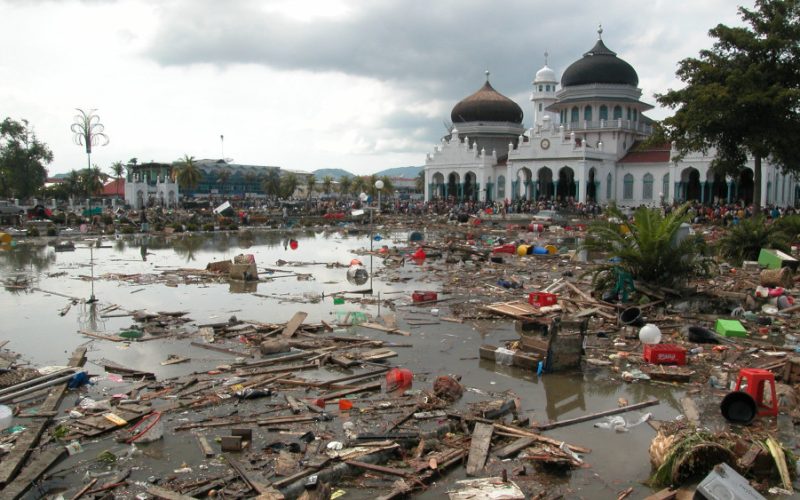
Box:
[561,39,639,87]
[450,81,523,123]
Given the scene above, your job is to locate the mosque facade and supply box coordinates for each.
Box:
[423,30,798,208]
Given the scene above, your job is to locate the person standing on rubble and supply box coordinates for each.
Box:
[140,209,149,233]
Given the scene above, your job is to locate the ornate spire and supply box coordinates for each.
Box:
[485,70,490,82]
[598,24,603,40]
[544,51,549,66]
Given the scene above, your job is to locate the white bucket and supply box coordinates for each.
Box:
[0,405,12,430]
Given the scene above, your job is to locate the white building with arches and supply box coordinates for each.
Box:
[424,29,798,208]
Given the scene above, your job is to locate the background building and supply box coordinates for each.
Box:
[424,29,797,208]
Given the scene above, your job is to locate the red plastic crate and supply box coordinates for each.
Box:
[412,291,438,302]
[643,344,687,365]
[528,292,558,307]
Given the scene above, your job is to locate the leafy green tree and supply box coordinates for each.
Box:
[416,170,425,192]
[655,0,800,214]
[321,175,333,195]
[0,118,53,199]
[172,154,201,191]
[65,170,82,199]
[582,203,708,290]
[379,175,394,195]
[279,172,299,199]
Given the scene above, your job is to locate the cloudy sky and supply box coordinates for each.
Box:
[1,0,747,176]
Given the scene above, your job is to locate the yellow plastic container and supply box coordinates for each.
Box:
[517,244,531,256]
[544,244,558,255]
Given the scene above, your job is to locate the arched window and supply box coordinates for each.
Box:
[560,110,565,122]
[545,85,550,92]
[599,105,608,121]
[570,107,579,123]
[538,85,543,92]
[623,174,634,200]
[613,105,622,119]
[662,173,670,201]
[633,109,638,122]
[643,173,654,200]
[539,103,543,112]
[606,173,613,200]
[497,175,506,199]
[627,107,632,120]
[584,106,593,121]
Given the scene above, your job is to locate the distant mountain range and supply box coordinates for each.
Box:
[312,166,422,179]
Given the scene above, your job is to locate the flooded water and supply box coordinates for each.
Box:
[0,229,687,498]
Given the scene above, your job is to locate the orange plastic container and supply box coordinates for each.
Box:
[385,368,413,392]
[412,291,438,302]
[338,398,353,410]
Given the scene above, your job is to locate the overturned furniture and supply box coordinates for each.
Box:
[480,316,587,373]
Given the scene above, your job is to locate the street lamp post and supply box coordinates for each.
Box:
[375,180,384,214]
[71,108,109,223]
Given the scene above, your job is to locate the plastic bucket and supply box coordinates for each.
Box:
[532,246,548,255]
[0,405,12,430]
[517,244,531,256]
[720,391,757,424]
[619,306,644,326]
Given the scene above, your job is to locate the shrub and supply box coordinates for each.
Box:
[202,223,215,232]
[46,227,57,237]
[27,227,40,237]
[717,216,790,265]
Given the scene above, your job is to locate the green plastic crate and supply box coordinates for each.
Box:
[757,248,798,271]
[715,319,747,338]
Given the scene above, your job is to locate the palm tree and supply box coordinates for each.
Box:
[338,176,352,199]
[351,176,367,197]
[321,175,333,195]
[582,202,708,290]
[305,174,317,199]
[379,175,394,195]
[110,161,125,200]
[81,166,105,197]
[280,172,299,199]
[173,154,201,192]
[717,216,790,265]
[261,169,281,201]
[66,170,82,200]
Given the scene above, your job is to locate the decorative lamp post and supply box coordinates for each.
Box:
[375,179,384,214]
[71,108,109,171]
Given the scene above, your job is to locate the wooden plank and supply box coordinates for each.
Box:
[319,381,382,402]
[466,422,493,476]
[345,460,410,478]
[146,485,199,500]
[358,322,411,337]
[190,341,251,357]
[197,436,215,457]
[0,448,66,499]
[226,456,272,494]
[493,437,536,459]
[281,311,308,338]
[533,398,660,431]
[0,347,86,487]
[643,487,678,500]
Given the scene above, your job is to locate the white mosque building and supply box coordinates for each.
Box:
[423,29,798,208]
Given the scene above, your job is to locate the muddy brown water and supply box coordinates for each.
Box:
[1,228,688,498]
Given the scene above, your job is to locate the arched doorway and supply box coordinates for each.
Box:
[737,169,754,205]
[464,171,477,201]
[587,168,597,202]
[431,172,445,200]
[517,168,532,200]
[537,167,554,200]
[447,172,460,201]
[557,167,576,202]
[680,168,701,202]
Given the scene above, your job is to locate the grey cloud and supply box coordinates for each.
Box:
[143,0,738,143]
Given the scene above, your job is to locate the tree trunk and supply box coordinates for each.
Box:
[753,154,762,216]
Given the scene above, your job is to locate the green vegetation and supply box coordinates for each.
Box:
[656,0,800,214]
[0,117,53,199]
[582,203,708,291]
[716,216,791,264]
